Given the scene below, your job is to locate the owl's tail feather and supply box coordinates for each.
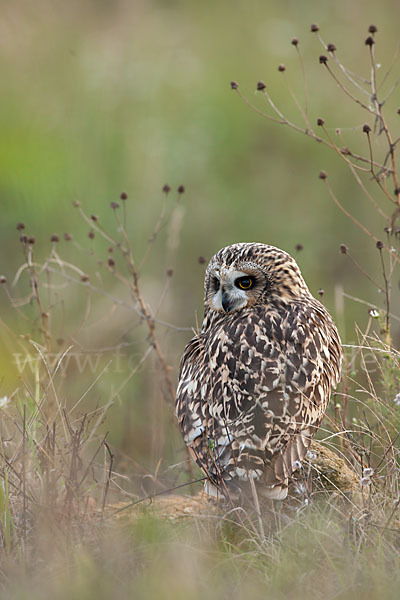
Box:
[202,428,313,502]
[258,483,288,500]
[262,428,313,491]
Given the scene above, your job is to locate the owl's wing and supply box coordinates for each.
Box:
[176,335,214,475]
[176,302,341,495]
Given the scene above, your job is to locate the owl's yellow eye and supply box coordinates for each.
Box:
[236,276,254,290]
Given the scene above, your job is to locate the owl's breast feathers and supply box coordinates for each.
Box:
[176,297,342,498]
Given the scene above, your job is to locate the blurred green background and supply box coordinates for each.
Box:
[1,0,399,483]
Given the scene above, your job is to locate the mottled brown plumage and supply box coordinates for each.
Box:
[175,243,342,499]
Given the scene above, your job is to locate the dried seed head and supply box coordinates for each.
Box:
[64,232,72,241]
[368,25,377,34]
[50,234,59,243]
[291,37,299,46]
[319,170,327,179]
[120,192,128,200]
[376,240,383,249]
[108,246,114,253]
[362,123,371,133]
[28,236,35,244]
[20,235,28,244]
[0,276,6,284]
[73,200,80,208]
[230,81,239,90]
[295,243,303,252]
[318,289,324,297]
[384,226,392,234]
[91,214,98,222]
[166,268,174,277]
[162,184,171,194]
[397,108,400,115]
[327,43,336,52]
[42,312,49,319]
[110,201,120,210]
[340,244,348,254]
[177,185,185,194]
[198,256,206,264]
[278,64,286,72]
[80,274,89,282]
[394,187,400,196]
[319,55,328,64]
[365,36,375,46]
[256,81,266,91]
[16,222,25,231]
[88,230,95,240]
[317,117,325,126]
[107,258,115,267]
[311,23,319,32]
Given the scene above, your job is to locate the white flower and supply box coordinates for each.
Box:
[307,451,316,461]
[363,467,374,478]
[393,393,400,406]
[368,309,379,318]
[293,460,302,470]
[0,396,10,408]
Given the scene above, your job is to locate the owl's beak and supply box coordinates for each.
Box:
[221,289,233,313]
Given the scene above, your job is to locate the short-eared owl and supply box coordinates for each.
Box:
[176,243,342,500]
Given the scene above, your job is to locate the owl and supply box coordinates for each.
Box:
[175,243,342,500]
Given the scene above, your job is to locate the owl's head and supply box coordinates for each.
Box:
[204,242,310,314]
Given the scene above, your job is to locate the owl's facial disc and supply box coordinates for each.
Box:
[211,269,257,313]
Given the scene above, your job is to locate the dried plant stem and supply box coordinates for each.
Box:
[294,44,310,130]
[369,45,400,211]
[377,246,391,338]
[323,180,400,265]
[249,476,265,543]
[101,441,114,520]
[322,62,375,115]
[233,88,389,172]
[320,124,370,173]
